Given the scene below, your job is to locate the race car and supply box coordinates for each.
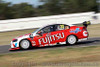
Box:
[9,21,91,50]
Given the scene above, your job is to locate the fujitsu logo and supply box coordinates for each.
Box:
[38,32,65,45]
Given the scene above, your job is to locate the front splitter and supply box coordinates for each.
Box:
[9,47,20,51]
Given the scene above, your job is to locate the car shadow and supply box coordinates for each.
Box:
[10,39,100,52]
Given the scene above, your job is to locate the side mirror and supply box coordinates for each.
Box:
[29,34,34,38]
[37,32,42,36]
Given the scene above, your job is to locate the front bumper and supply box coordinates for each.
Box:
[10,41,20,50]
[9,47,20,51]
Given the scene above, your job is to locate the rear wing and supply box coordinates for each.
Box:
[83,21,91,28]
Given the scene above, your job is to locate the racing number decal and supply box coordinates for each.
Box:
[60,25,64,29]
[57,25,64,30]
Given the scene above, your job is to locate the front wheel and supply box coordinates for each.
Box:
[66,35,77,45]
[20,39,31,49]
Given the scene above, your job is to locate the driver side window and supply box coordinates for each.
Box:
[37,25,56,35]
[37,26,51,35]
[43,26,51,33]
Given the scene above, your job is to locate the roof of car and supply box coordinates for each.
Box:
[43,23,74,27]
[38,23,75,30]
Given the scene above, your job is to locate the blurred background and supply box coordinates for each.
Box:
[1,1,100,67]
[0,0,98,20]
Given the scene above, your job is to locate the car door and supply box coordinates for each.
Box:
[50,24,70,44]
[49,24,65,44]
[33,25,52,47]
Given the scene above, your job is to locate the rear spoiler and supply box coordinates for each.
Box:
[83,21,91,28]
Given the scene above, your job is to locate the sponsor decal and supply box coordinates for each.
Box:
[15,43,17,47]
[13,43,15,47]
[38,32,65,45]
[32,41,36,46]
[12,43,17,47]
[70,28,81,33]
[83,31,88,36]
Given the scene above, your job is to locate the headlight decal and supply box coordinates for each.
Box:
[12,43,18,47]
[13,43,15,47]
[15,43,18,47]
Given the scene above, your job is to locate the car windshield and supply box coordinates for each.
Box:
[32,28,41,33]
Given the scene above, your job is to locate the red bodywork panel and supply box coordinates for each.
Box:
[27,26,88,47]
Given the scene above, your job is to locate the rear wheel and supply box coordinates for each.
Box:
[66,35,77,45]
[20,39,31,49]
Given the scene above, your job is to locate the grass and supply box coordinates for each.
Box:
[0,46,100,67]
[87,24,100,37]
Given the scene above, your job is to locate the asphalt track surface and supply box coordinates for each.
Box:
[0,37,100,54]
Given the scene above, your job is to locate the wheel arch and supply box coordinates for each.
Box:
[19,38,32,48]
[66,34,78,45]
[66,34,78,41]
